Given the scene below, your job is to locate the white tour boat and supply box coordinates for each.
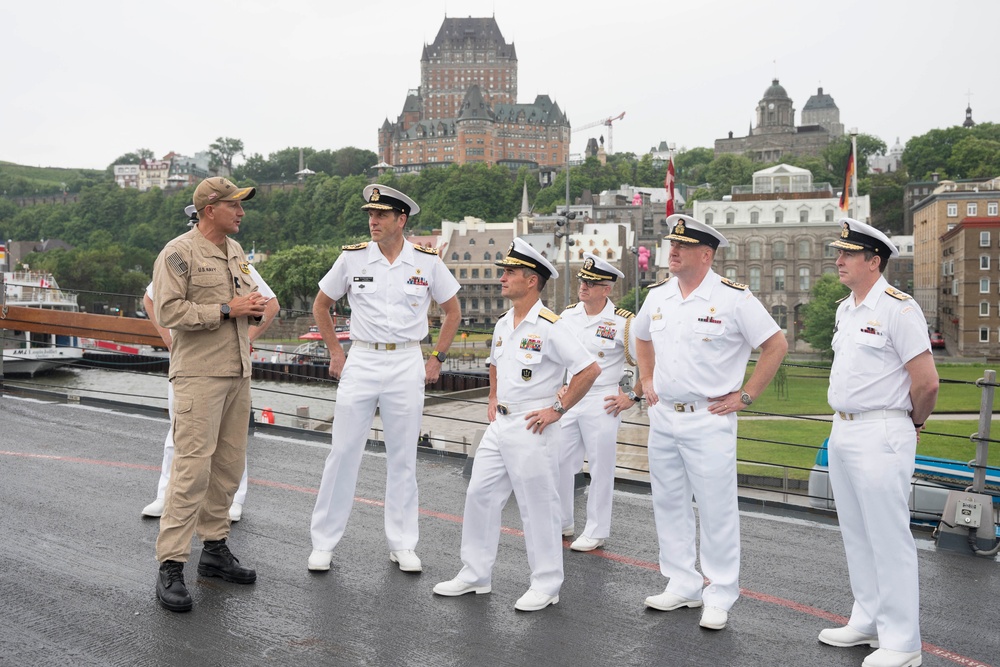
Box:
[2,270,84,376]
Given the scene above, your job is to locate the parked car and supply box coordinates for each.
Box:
[930,332,945,349]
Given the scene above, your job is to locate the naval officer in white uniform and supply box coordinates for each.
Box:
[818,219,938,667]
[308,185,461,574]
[634,214,787,630]
[433,238,600,611]
[557,252,640,552]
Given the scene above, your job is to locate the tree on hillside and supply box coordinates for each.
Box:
[254,245,341,313]
[866,170,907,234]
[822,134,887,184]
[209,137,245,175]
[705,153,755,199]
[800,273,849,359]
[673,147,714,185]
[902,123,1000,181]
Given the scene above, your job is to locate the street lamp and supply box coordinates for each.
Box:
[556,211,576,310]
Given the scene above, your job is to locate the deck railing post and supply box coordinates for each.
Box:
[972,369,996,494]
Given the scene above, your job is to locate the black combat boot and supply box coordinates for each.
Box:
[156,561,193,612]
[198,539,257,584]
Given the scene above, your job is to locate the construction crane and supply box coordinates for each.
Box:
[572,112,626,154]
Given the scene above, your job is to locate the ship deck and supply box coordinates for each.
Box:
[0,390,996,667]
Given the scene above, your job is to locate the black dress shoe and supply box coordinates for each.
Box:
[156,561,193,612]
[198,539,257,584]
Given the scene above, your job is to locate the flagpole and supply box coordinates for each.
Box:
[850,128,858,217]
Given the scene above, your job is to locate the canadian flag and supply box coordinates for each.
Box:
[40,277,51,289]
[664,155,675,217]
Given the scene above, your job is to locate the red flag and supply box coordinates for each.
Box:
[665,155,675,217]
[839,144,855,212]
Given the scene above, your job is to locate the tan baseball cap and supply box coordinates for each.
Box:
[193,177,256,211]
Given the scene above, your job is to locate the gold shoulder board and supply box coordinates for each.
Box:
[885,287,911,301]
[539,308,560,323]
[836,294,849,303]
[615,307,635,319]
[649,277,670,289]
[342,242,369,251]
[414,245,439,255]
[721,277,748,290]
[562,302,579,313]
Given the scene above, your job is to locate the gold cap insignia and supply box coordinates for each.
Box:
[841,222,850,238]
[370,188,381,202]
[584,257,594,270]
[675,221,686,235]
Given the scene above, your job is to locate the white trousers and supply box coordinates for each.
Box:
[558,386,622,538]
[828,416,921,653]
[456,410,564,596]
[156,382,249,505]
[647,405,741,610]
[310,347,425,552]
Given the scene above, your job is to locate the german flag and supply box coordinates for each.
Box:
[839,144,855,212]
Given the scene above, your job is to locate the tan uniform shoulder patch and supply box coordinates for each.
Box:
[885,287,912,300]
[721,277,748,290]
[414,245,439,255]
[539,308,560,323]
[342,242,369,251]
[166,252,188,275]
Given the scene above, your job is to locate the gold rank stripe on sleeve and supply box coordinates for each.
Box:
[885,287,912,300]
[166,252,188,275]
[721,277,748,290]
[538,308,560,323]
[342,242,369,251]
[414,245,439,255]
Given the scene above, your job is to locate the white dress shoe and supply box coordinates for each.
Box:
[699,605,728,630]
[514,589,559,611]
[389,550,422,573]
[307,549,334,571]
[141,498,164,518]
[228,502,243,522]
[644,589,703,611]
[561,526,574,537]
[862,649,922,667]
[433,578,491,596]
[570,536,605,552]
[819,625,880,648]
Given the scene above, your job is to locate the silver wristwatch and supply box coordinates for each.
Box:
[626,390,641,402]
[739,390,753,406]
[552,400,567,414]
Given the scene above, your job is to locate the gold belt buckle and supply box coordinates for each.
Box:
[838,411,853,421]
[385,343,396,351]
[674,403,686,413]
[497,404,509,415]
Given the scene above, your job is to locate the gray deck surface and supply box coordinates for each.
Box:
[0,392,996,667]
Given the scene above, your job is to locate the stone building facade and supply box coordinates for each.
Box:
[910,178,1000,330]
[938,218,1000,356]
[714,80,842,162]
[377,16,570,173]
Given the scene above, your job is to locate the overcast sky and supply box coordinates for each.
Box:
[2,0,996,171]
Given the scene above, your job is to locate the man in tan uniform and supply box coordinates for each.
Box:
[151,177,269,612]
